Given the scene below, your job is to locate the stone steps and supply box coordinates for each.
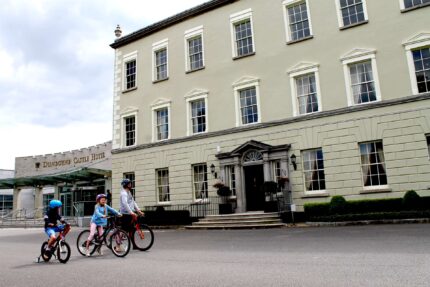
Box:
[185,211,285,230]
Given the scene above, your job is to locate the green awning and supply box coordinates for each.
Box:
[0,167,111,189]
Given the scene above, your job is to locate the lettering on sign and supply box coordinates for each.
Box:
[41,152,106,168]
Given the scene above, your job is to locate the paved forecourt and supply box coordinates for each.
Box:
[1,224,430,287]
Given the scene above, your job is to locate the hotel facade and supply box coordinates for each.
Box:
[110,0,430,213]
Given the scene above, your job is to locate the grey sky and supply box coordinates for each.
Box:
[0,0,207,170]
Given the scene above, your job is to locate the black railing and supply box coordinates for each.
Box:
[143,196,234,218]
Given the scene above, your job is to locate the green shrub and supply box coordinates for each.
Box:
[304,202,330,219]
[347,198,403,213]
[308,210,430,222]
[329,196,347,214]
[217,186,232,197]
[403,190,420,210]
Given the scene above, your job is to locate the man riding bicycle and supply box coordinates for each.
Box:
[119,178,144,248]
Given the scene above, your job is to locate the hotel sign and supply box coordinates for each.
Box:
[42,152,106,168]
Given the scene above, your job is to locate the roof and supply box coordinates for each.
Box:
[110,0,238,49]
[0,168,111,189]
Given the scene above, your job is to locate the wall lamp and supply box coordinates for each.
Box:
[210,164,217,178]
[290,154,297,171]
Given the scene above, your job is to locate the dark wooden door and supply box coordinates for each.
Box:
[244,165,265,211]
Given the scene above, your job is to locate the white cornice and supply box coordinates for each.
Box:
[232,76,260,88]
[184,88,209,99]
[120,106,139,115]
[340,48,376,62]
[287,62,319,75]
[403,32,430,47]
[150,98,171,108]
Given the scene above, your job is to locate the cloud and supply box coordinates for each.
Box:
[0,0,208,169]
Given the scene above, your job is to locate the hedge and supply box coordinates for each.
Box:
[304,192,430,220]
[309,210,430,222]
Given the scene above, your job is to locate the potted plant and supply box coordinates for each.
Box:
[262,181,278,212]
[215,184,233,214]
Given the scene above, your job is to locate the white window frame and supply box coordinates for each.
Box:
[359,141,389,191]
[185,91,208,136]
[403,33,430,95]
[282,0,314,43]
[192,163,208,201]
[341,49,382,106]
[120,109,138,148]
[184,26,205,72]
[288,63,322,116]
[229,8,256,58]
[156,168,170,204]
[151,101,171,142]
[399,0,430,10]
[233,78,261,127]
[122,51,138,91]
[335,0,369,28]
[301,148,327,195]
[152,39,169,82]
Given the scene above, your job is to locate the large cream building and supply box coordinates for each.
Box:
[110,0,430,213]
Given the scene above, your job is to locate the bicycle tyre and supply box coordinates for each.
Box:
[110,229,131,257]
[57,241,71,263]
[104,228,115,250]
[76,230,97,256]
[132,224,154,251]
[40,241,51,262]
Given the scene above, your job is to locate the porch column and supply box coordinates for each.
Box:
[263,153,271,182]
[235,164,245,213]
[34,186,44,218]
[13,188,20,216]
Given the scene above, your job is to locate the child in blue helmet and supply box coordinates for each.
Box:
[85,194,121,256]
[44,199,69,255]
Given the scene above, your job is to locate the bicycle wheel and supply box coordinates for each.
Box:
[40,241,51,262]
[57,241,71,264]
[104,228,115,250]
[110,229,131,257]
[76,230,97,256]
[132,224,154,251]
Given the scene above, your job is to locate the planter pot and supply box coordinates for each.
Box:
[264,201,278,213]
[219,203,233,214]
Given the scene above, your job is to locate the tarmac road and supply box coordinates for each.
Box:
[0,224,429,287]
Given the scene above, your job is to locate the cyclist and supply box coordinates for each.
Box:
[119,178,144,248]
[43,199,69,256]
[85,194,121,256]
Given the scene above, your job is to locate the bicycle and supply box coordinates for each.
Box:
[38,223,71,264]
[76,216,131,257]
[109,214,154,251]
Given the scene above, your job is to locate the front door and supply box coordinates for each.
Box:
[244,165,265,211]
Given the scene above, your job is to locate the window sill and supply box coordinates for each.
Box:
[339,20,369,31]
[186,66,205,74]
[287,35,314,45]
[301,192,330,199]
[401,2,430,13]
[156,202,172,206]
[153,77,169,84]
[122,87,137,94]
[233,52,256,61]
[360,187,392,194]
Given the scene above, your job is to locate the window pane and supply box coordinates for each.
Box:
[157,169,170,202]
[234,19,254,56]
[302,149,326,191]
[239,87,258,124]
[296,73,319,114]
[349,61,377,105]
[125,60,136,89]
[193,164,208,199]
[340,0,365,26]
[413,48,430,93]
[359,141,387,187]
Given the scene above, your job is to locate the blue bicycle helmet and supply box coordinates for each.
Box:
[49,199,62,208]
[121,178,131,187]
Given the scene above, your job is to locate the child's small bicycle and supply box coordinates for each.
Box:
[76,216,131,257]
[37,224,71,264]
